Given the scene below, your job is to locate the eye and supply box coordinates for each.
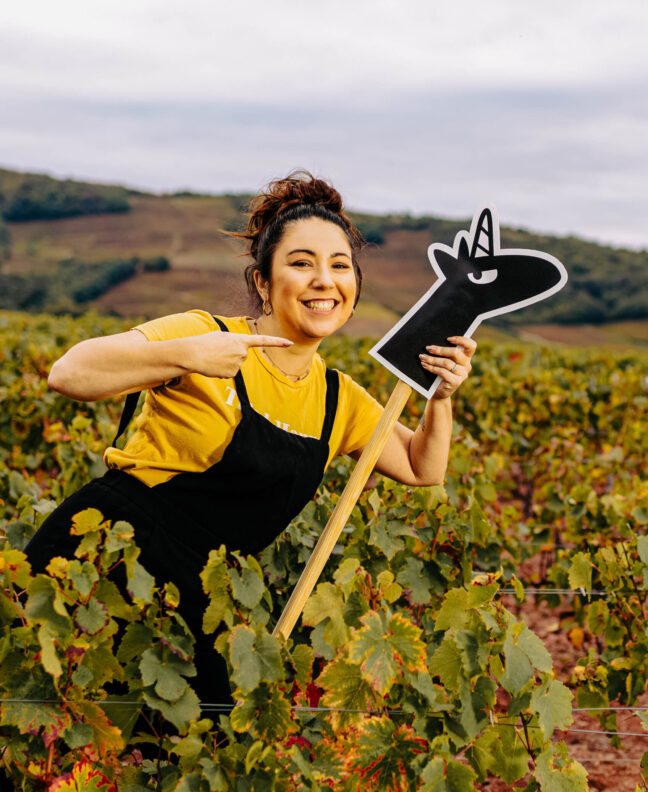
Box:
[468,268,498,284]
[290,260,311,267]
[332,261,352,270]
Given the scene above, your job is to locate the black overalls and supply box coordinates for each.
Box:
[25,318,340,705]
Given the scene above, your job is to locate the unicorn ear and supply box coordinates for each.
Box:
[458,237,470,261]
[431,247,458,277]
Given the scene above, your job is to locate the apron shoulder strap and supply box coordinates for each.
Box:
[111,390,141,449]
[212,315,251,408]
[320,368,340,444]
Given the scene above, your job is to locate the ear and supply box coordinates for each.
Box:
[431,248,459,278]
[457,237,470,261]
[253,270,269,302]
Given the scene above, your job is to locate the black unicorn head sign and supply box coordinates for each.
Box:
[369,205,568,398]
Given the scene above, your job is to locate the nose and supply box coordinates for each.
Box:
[311,262,336,289]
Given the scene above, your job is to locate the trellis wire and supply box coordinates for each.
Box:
[3,698,648,721]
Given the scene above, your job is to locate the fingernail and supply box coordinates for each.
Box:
[426,345,437,352]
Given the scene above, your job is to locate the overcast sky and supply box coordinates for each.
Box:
[2,0,648,248]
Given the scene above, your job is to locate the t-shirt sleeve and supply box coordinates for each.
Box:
[133,309,217,342]
[334,371,384,456]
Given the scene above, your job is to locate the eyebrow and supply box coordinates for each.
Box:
[288,248,351,259]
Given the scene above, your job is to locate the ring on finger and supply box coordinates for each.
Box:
[450,363,458,373]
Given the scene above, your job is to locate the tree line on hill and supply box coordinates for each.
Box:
[0,256,169,314]
[0,168,132,262]
[0,168,130,223]
[1,167,647,324]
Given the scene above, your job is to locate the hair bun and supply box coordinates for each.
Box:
[223,169,364,312]
[237,170,357,261]
[249,170,343,232]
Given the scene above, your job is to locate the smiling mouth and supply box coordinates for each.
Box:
[301,299,339,312]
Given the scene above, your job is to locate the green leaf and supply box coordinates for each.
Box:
[470,725,529,784]
[64,721,94,749]
[436,588,469,631]
[80,643,125,687]
[421,757,476,791]
[199,758,229,792]
[175,774,202,792]
[568,552,592,591]
[104,519,135,552]
[302,582,348,649]
[291,643,314,687]
[70,508,105,535]
[143,685,201,732]
[396,557,433,605]
[245,740,268,774]
[230,684,295,741]
[1,699,71,746]
[202,593,231,634]
[343,589,370,627]
[71,701,125,754]
[517,625,553,673]
[534,743,588,792]
[117,622,154,663]
[530,679,573,740]
[500,624,534,695]
[252,686,294,741]
[429,637,463,688]
[26,575,72,635]
[94,578,132,620]
[410,672,452,710]
[37,624,63,678]
[123,545,155,604]
[349,611,426,695]
[637,535,648,564]
[75,598,110,635]
[369,515,404,560]
[467,580,499,609]
[376,569,403,603]
[230,566,265,610]
[353,717,419,790]
[470,498,492,542]
[317,657,375,725]
[254,630,283,685]
[140,646,196,702]
[98,692,143,743]
[67,560,99,597]
[228,625,282,694]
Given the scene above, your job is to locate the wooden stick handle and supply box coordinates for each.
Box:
[273,379,412,640]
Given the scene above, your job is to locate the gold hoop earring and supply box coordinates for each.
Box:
[262,298,272,316]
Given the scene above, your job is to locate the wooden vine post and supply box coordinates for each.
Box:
[273,379,412,640]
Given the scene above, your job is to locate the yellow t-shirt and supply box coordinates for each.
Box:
[104,310,383,487]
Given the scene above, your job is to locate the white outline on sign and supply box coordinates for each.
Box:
[368,204,568,399]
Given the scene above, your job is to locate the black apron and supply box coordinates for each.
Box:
[25,317,340,705]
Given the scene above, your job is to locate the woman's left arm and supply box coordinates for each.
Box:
[365,336,477,487]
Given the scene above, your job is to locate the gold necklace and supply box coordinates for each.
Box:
[252,319,311,381]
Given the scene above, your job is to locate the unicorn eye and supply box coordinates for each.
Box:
[468,268,498,284]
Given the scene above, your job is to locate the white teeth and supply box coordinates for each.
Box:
[304,300,336,310]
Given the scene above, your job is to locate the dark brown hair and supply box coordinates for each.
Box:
[229,170,365,310]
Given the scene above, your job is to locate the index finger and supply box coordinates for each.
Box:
[448,336,477,357]
[245,334,294,348]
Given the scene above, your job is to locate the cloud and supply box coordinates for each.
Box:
[1,0,647,247]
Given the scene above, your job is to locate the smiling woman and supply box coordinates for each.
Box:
[25,169,476,710]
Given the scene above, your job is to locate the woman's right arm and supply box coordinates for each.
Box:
[48,328,292,402]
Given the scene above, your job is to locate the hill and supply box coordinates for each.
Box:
[0,167,647,338]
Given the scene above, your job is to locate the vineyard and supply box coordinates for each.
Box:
[1,309,648,791]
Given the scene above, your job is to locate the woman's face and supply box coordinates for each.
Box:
[255,217,357,341]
